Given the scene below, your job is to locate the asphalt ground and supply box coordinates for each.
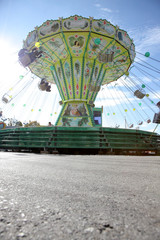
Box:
[0,152,160,240]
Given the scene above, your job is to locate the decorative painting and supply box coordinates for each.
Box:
[63,103,88,117]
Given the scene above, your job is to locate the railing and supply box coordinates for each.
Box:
[0,126,159,155]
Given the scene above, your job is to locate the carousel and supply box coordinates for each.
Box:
[0,16,159,154]
[18,15,135,127]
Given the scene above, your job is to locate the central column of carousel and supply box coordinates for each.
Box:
[50,62,102,127]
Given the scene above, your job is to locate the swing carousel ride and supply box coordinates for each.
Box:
[0,15,160,131]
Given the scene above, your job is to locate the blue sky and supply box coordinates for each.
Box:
[1,0,160,46]
[0,0,160,131]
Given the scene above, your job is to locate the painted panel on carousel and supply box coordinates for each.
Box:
[38,20,60,37]
[39,40,59,64]
[47,37,68,60]
[63,103,88,117]
[103,63,127,84]
[116,29,132,49]
[91,65,100,86]
[62,16,90,31]
[67,33,85,57]
[87,36,108,60]
[129,43,136,62]
[51,69,64,99]
[30,57,53,83]
[73,59,82,99]
[82,60,93,99]
[58,116,92,127]
[91,68,105,101]
[63,61,73,99]
[87,63,100,99]
[92,19,115,36]
[114,55,129,66]
[23,30,38,49]
[56,64,68,100]
[28,42,56,83]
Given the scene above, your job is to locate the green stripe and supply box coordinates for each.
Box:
[41,41,60,60]
[90,64,103,100]
[86,59,96,100]
[80,32,91,98]
[60,32,75,99]
[86,105,95,126]
[60,60,69,99]
[50,70,64,100]
[80,56,85,98]
[92,69,106,102]
[53,67,65,100]
[39,31,61,42]
[70,56,75,99]
[102,61,130,84]
[110,56,130,83]
[113,50,128,60]
[94,38,115,60]
[55,103,66,126]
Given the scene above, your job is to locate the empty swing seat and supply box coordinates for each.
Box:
[156,101,160,108]
[2,97,8,103]
[98,51,114,63]
[146,119,151,123]
[2,94,11,104]
[134,90,145,99]
[153,113,160,124]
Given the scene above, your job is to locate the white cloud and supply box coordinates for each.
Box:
[93,3,113,14]
[100,8,112,13]
[142,27,160,46]
[96,87,132,107]
[94,3,101,7]
[133,26,160,53]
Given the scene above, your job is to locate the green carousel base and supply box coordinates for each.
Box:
[0,126,159,155]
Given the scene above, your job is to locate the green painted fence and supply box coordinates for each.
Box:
[0,126,159,154]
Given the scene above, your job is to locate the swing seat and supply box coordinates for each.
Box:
[156,101,160,108]
[153,113,160,124]
[98,51,114,63]
[134,90,145,99]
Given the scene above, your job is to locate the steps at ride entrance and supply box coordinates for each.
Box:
[0,127,159,155]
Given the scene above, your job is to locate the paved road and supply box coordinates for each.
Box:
[0,152,160,240]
